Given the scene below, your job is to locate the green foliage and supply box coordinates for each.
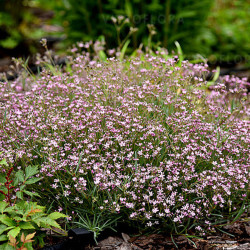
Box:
[1,0,249,63]
[0,45,249,243]
[0,0,46,51]
[0,165,42,202]
[37,0,213,53]
[38,0,249,62]
[0,159,67,249]
[9,232,36,250]
[74,213,120,243]
[0,200,67,249]
[204,0,250,63]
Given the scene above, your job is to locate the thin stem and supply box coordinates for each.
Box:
[163,0,171,47]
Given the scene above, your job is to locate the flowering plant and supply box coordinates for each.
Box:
[0,48,249,238]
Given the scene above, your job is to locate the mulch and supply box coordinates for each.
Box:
[82,218,250,250]
[41,217,249,249]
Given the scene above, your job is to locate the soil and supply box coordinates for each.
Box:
[41,217,250,250]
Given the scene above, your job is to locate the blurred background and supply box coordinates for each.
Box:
[0,0,249,75]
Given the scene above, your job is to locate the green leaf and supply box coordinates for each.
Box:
[13,176,19,187]
[0,173,6,183]
[206,66,220,87]
[176,10,196,19]
[2,242,16,249]
[0,234,8,242]
[0,37,19,49]
[0,215,16,227]
[2,207,15,214]
[25,202,44,212]
[99,51,107,62]
[232,199,246,222]
[47,218,61,229]
[37,217,61,229]
[12,216,23,221]
[15,200,26,209]
[48,212,68,220]
[16,191,23,200]
[25,177,42,185]
[15,170,25,183]
[125,1,133,18]
[0,224,7,235]
[213,66,220,82]
[175,41,184,63]
[23,241,33,250]
[19,221,35,230]
[7,227,20,238]
[25,165,39,179]
[31,218,41,227]
[119,40,130,61]
[0,201,7,214]
[0,194,5,202]
[0,159,7,166]
[23,190,40,198]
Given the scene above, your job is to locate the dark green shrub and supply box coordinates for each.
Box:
[0,0,46,55]
[44,0,213,53]
[203,0,250,63]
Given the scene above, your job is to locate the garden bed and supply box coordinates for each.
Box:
[42,217,250,249]
[0,48,249,249]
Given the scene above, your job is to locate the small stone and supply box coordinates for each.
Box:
[117,242,132,250]
[122,233,130,243]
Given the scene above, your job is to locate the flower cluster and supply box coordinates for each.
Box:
[0,53,249,233]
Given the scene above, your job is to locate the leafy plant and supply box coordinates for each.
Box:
[74,213,120,243]
[0,164,42,204]
[0,200,67,249]
[0,0,47,54]
[0,160,67,249]
[0,48,249,240]
[36,0,214,53]
[202,0,250,63]
[9,232,36,250]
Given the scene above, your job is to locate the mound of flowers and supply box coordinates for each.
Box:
[0,54,249,235]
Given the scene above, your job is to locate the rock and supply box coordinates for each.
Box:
[97,236,123,249]
[244,224,250,236]
[121,233,130,243]
[117,242,132,250]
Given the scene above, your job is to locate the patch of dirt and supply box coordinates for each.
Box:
[83,218,250,250]
[41,218,249,249]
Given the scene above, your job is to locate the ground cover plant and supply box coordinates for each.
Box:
[0,45,249,247]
